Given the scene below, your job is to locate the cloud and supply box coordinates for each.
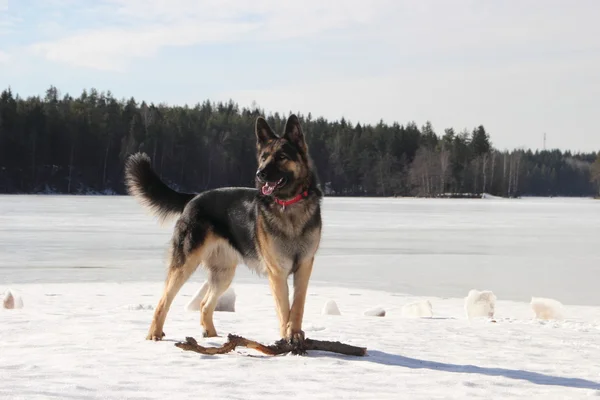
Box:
[0,50,10,64]
[24,0,600,73]
[28,0,392,71]
[221,54,600,151]
[30,22,258,71]
[105,0,383,26]
[0,2,18,35]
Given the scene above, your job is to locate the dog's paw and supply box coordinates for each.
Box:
[286,329,305,345]
[285,329,307,355]
[202,329,218,338]
[146,331,165,341]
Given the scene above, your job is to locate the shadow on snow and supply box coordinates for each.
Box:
[354,350,600,390]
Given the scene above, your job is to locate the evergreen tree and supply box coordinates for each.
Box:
[592,154,600,197]
[0,86,596,198]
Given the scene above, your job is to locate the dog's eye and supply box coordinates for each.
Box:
[277,153,288,161]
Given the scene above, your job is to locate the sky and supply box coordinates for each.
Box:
[1,0,599,152]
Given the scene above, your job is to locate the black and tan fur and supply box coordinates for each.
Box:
[124,114,323,344]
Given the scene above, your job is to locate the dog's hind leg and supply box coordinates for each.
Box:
[146,259,198,341]
[200,247,237,338]
[146,234,210,341]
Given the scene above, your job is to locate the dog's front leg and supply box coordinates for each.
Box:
[286,256,314,344]
[267,270,290,338]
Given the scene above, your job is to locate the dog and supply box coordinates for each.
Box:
[124,114,323,344]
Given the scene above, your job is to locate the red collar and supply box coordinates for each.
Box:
[274,190,309,208]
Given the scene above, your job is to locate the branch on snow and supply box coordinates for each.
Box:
[174,334,367,357]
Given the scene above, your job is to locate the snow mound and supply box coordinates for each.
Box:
[304,324,326,332]
[530,297,564,320]
[482,192,502,200]
[464,289,496,319]
[402,300,433,318]
[2,289,24,309]
[185,282,236,312]
[322,300,341,315]
[364,307,386,317]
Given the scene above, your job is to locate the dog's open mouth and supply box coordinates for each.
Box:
[261,178,286,196]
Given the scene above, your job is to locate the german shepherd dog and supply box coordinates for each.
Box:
[124,114,323,344]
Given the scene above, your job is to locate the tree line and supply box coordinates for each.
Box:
[0,86,598,197]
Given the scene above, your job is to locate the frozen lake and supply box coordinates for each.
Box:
[1,195,599,306]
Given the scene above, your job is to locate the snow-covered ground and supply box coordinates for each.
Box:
[2,282,600,399]
[1,195,600,399]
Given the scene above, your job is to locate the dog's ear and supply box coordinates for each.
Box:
[255,116,277,145]
[283,114,307,152]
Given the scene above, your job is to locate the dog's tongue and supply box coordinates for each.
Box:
[261,182,277,196]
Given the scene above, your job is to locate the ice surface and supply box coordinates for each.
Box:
[2,192,600,399]
[1,195,599,306]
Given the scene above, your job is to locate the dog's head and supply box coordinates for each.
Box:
[254,114,310,198]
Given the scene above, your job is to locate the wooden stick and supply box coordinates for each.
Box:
[175,334,367,357]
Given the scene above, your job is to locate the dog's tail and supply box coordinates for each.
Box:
[124,152,195,223]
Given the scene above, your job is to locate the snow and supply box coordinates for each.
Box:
[464,289,497,319]
[531,297,565,320]
[2,195,600,399]
[481,193,503,200]
[185,282,236,312]
[402,299,434,318]
[322,299,341,315]
[2,282,600,400]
